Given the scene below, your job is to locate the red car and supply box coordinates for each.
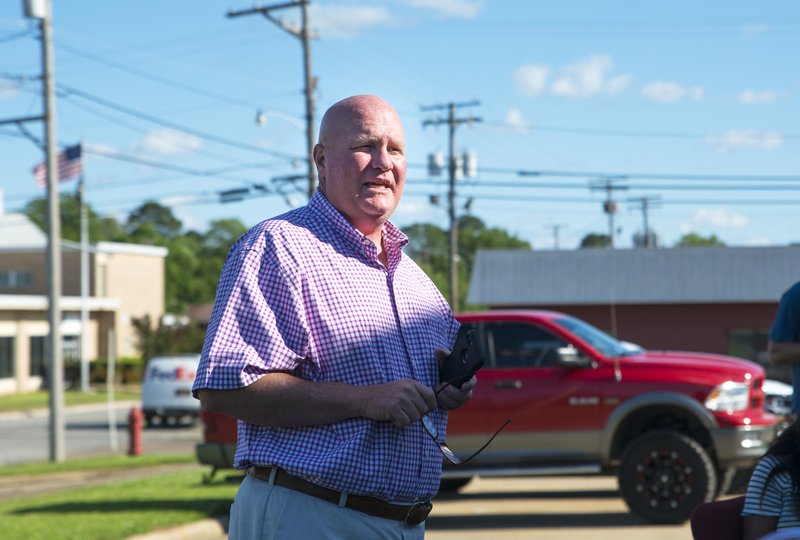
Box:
[197,309,779,523]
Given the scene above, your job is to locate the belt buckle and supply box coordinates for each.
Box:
[403,499,432,527]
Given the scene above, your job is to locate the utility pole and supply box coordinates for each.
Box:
[37,0,66,462]
[227,1,317,198]
[628,195,661,248]
[546,224,566,250]
[422,100,481,311]
[590,177,628,249]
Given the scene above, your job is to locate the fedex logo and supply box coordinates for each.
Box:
[149,366,196,382]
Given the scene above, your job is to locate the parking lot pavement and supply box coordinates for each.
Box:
[427,475,692,540]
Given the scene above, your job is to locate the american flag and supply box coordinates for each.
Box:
[32,144,83,188]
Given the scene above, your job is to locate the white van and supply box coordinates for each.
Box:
[141,353,201,427]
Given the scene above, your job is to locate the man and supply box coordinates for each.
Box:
[193,95,475,539]
[768,281,800,415]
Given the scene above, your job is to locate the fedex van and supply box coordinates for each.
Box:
[141,353,201,427]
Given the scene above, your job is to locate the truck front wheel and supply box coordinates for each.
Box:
[618,429,717,524]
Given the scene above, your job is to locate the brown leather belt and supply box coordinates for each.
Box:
[248,466,432,526]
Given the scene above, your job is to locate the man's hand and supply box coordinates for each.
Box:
[357,380,437,427]
[434,348,477,410]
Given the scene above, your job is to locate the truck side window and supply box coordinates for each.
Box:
[486,322,568,369]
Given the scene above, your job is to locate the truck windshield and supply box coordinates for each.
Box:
[552,316,631,358]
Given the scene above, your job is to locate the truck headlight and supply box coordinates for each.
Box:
[705,381,750,412]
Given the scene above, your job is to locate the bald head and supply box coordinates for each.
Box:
[312,95,407,240]
[318,95,402,147]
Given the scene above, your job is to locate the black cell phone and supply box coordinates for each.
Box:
[439,326,484,389]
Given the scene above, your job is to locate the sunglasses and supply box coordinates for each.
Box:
[420,378,511,465]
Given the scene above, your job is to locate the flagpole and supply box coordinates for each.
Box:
[79,165,90,393]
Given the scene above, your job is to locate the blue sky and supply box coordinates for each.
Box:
[0,0,798,250]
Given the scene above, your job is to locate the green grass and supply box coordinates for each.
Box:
[0,468,239,540]
[0,389,140,413]
[0,454,196,478]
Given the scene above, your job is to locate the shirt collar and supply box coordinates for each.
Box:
[309,190,409,255]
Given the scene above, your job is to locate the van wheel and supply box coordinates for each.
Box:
[618,430,717,524]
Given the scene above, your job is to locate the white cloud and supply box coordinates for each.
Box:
[514,55,631,99]
[742,24,768,36]
[310,5,392,39]
[503,107,529,133]
[400,0,483,19]
[641,82,704,103]
[738,89,780,104]
[514,64,550,97]
[550,55,631,98]
[136,129,203,156]
[705,130,783,152]
[691,207,749,229]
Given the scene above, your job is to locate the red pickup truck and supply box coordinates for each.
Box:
[196,309,780,523]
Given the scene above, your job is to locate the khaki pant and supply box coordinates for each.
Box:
[228,474,426,540]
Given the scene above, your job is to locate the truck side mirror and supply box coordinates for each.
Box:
[553,346,593,368]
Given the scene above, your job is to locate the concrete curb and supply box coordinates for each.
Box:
[127,516,228,540]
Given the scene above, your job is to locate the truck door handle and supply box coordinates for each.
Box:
[494,380,522,389]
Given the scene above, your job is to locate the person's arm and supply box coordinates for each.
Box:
[742,515,779,540]
[768,340,800,366]
[198,371,438,428]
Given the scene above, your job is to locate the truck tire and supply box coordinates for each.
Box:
[618,429,717,524]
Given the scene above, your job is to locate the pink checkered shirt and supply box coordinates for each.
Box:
[193,191,458,502]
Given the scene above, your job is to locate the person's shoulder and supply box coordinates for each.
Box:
[759,453,784,468]
[786,281,800,299]
[233,206,315,252]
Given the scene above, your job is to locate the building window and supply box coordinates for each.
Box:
[0,270,33,289]
[0,337,14,378]
[30,336,47,377]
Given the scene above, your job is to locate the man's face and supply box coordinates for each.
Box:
[315,97,406,234]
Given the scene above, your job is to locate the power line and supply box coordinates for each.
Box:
[406,162,800,182]
[0,128,271,186]
[480,120,800,142]
[56,83,301,161]
[53,39,269,111]
[406,178,800,191]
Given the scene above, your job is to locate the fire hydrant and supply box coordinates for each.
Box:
[128,407,143,456]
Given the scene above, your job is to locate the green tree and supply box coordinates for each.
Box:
[579,233,611,248]
[674,232,726,247]
[125,201,182,243]
[163,219,247,312]
[132,315,207,359]
[23,194,126,243]
[404,216,530,310]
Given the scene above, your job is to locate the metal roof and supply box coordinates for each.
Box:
[468,246,800,306]
[0,213,47,250]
